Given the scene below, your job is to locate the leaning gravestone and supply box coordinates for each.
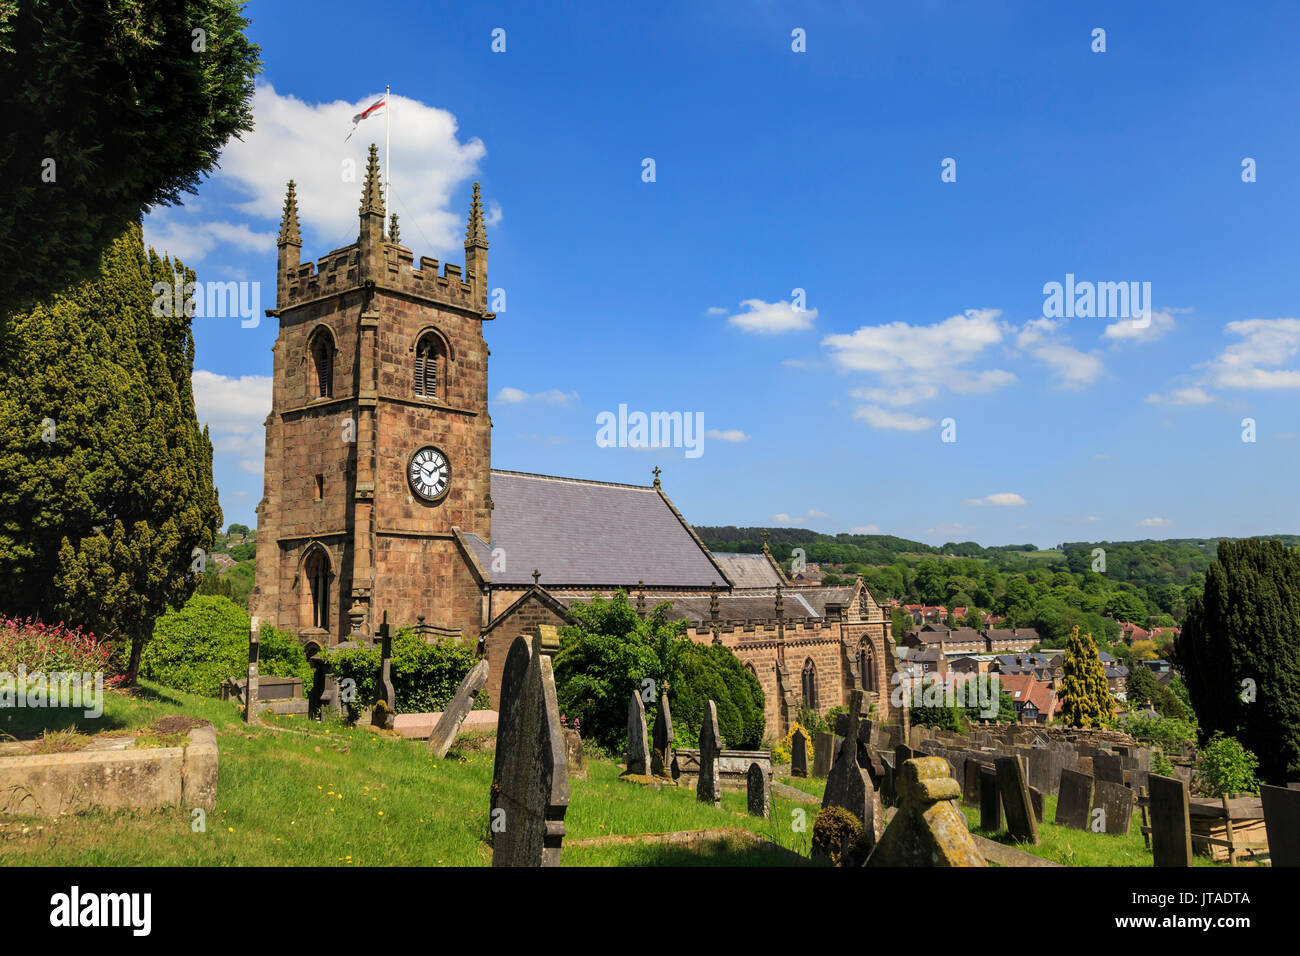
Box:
[979,766,1002,831]
[490,635,570,867]
[790,728,809,778]
[867,757,985,867]
[1260,784,1300,867]
[624,690,650,776]
[244,617,260,725]
[1028,786,1045,824]
[697,699,722,808]
[813,732,839,778]
[651,692,674,777]
[747,762,771,819]
[1091,780,1135,836]
[1094,753,1124,785]
[822,689,883,847]
[1148,773,1193,867]
[1055,769,1094,831]
[962,758,982,806]
[995,756,1040,845]
[428,659,490,758]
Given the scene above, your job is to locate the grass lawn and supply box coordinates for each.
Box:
[0,682,813,867]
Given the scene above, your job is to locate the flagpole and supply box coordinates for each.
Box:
[384,84,391,235]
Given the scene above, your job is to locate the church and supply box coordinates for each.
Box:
[250,146,898,735]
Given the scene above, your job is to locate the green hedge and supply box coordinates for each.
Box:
[671,641,766,750]
[323,629,487,717]
[141,595,310,696]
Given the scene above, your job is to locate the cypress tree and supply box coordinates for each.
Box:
[0,223,221,679]
[1058,625,1113,727]
[1178,539,1300,783]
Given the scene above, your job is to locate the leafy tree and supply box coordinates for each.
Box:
[1126,662,1159,710]
[672,641,765,749]
[1057,625,1113,727]
[1195,733,1260,797]
[0,1,260,313]
[0,225,222,680]
[1178,538,1300,783]
[226,523,250,537]
[1130,639,1159,661]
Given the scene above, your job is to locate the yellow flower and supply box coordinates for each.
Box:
[227,827,233,832]
[378,811,384,816]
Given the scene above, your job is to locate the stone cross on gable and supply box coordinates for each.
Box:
[651,466,662,488]
[532,569,541,586]
[760,529,769,551]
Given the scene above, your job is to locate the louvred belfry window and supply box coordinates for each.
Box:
[309,330,333,398]
[415,333,443,399]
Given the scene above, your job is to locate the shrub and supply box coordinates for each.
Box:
[1195,732,1260,797]
[141,595,309,696]
[0,616,121,680]
[324,629,485,718]
[671,641,766,750]
[1119,711,1198,749]
[773,720,817,764]
[812,805,871,866]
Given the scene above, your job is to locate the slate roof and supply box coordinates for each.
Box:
[476,470,727,587]
[711,552,784,588]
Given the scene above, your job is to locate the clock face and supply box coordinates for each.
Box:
[408,446,450,501]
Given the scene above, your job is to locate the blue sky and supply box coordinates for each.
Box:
[147,1,1300,548]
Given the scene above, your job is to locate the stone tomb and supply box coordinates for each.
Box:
[867,757,985,867]
[1148,773,1193,867]
[624,690,650,776]
[489,635,569,867]
[1055,769,1094,831]
[1091,780,1135,835]
[747,762,771,818]
[427,658,490,759]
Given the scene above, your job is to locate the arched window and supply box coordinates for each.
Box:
[302,548,331,631]
[414,332,445,399]
[309,329,334,398]
[801,658,817,709]
[859,640,876,691]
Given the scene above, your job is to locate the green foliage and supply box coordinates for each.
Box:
[1195,733,1260,797]
[811,805,870,866]
[228,542,256,562]
[911,702,969,733]
[1150,750,1175,777]
[324,630,484,719]
[0,225,223,679]
[0,0,261,312]
[226,524,251,537]
[1118,711,1198,748]
[671,642,765,750]
[1058,625,1114,728]
[141,595,308,696]
[1178,538,1300,783]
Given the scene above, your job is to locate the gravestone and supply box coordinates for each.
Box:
[624,690,650,776]
[1077,756,1094,777]
[879,752,896,807]
[244,617,260,725]
[790,728,808,778]
[867,757,986,867]
[813,732,839,778]
[979,767,1002,831]
[489,635,570,867]
[1091,780,1135,836]
[427,658,490,758]
[963,758,982,805]
[995,756,1040,844]
[1028,786,1044,823]
[747,762,770,818]
[563,728,587,780]
[1261,784,1300,866]
[1094,753,1123,785]
[376,610,395,720]
[651,693,674,777]
[1148,773,1193,867]
[895,744,915,775]
[697,699,722,808]
[822,689,883,846]
[1055,769,1094,831]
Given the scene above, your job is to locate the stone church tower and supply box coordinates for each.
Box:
[251,146,494,648]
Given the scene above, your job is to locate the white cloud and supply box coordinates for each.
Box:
[825,308,1006,375]
[852,524,882,534]
[495,387,578,406]
[1086,516,1099,522]
[965,493,1027,507]
[704,428,750,442]
[704,306,727,316]
[725,298,817,334]
[145,83,487,263]
[773,509,829,524]
[143,218,277,265]
[1202,318,1300,390]
[1138,517,1172,527]
[192,370,272,476]
[1015,318,1104,388]
[1146,386,1216,406]
[850,384,939,407]
[1104,309,1176,344]
[852,405,936,431]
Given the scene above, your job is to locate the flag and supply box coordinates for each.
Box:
[345,98,386,141]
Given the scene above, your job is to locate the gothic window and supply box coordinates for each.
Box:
[801,658,817,709]
[302,548,331,631]
[414,332,445,399]
[859,640,876,691]
[309,328,333,398]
